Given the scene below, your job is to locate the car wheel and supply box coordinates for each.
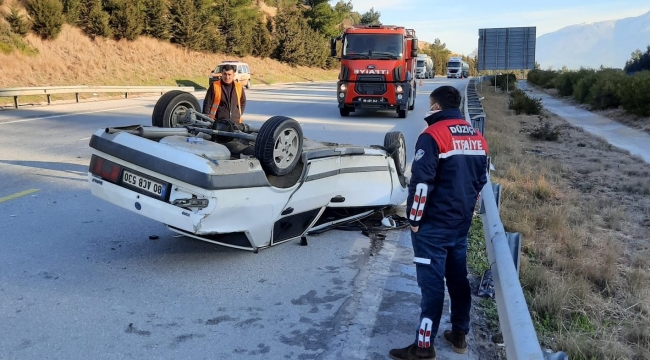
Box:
[397,107,408,118]
[384,131,406,176]
[246,79,251,89]
[254,116,303,176]
[152,90,200,128]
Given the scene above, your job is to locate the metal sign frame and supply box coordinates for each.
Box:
[478,27,536,71]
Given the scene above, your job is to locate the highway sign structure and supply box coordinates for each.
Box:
[477,27,536,71]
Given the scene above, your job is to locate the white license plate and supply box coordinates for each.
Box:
[122,170,167,198]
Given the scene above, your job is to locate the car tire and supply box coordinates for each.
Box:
[339,107,351,117]
[384,131,406,176]
[254,116,304,177]
[397,107,408,118]
[246,79,251,89]
[152,90,200,128]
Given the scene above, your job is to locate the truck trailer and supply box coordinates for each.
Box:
[330,25,419,118]
[447,57,469,78]
[416,54,434,79]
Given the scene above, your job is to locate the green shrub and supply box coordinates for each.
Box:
[587,69,626,110]
[62,0,81,25]
[4,4,31,37]
[528,69,558,89]
[26,0,65,40]
[529,120,562,141]
[619,71,650,117]
[573,72,598,104]
[0,22,39,55]
[491,73,517,91]
[554,68,595,97]
[509,88,543,115]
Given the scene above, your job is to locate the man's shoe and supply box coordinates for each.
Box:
[389,343,436,360]
[443,330,468,354]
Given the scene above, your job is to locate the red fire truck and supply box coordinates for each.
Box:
[330,25,419,118]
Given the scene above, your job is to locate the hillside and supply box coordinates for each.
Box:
[536,10,650,70]
[0,24,338,89]
[0,23,338,107]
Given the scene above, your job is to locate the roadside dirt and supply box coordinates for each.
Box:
[478,84,650,359]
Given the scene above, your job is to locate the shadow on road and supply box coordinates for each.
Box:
[175,79,207,91]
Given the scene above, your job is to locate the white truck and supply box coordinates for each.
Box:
[447,57,469,78]
[416,54,434,79]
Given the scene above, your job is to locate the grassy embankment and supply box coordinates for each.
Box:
[0,24,338,108]
[466,83,650,359]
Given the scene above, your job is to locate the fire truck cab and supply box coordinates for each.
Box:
[330,25,419,118]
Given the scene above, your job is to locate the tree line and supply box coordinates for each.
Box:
[527,47,650,117]
[624,45,650,74]
[2,0,384,68]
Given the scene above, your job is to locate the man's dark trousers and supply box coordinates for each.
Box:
[411,223,472,346]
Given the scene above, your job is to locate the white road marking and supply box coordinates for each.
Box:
[0,105,145,125]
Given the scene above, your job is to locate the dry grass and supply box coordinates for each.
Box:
[0,22,338,107]
[481,85,650,359]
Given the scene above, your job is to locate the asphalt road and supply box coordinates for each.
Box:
[0,77,470,360]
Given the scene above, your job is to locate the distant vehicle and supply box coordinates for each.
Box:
[447,57,469,78]
[209,61,252,89]
[330,24,419,118]
[416,54,434,79]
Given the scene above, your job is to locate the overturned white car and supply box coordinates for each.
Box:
[87,91,409,252]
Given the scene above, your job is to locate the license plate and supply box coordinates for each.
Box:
[121,170,167,198]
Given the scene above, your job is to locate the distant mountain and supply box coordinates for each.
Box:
[536,10,650,70]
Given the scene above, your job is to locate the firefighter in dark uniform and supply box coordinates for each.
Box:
[389,86,488,360]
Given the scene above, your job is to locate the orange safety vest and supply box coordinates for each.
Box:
[208,80,244,123]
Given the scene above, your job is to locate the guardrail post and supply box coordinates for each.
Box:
[479,183,501,214]
[505,232,522,275]
[125,92,128,99]
[47,94,51,105]
[14,96,18,109]
[75,93,79,103]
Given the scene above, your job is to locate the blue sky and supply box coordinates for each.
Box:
[330,0,650,55]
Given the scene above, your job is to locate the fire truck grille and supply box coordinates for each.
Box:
[355,75,387,95]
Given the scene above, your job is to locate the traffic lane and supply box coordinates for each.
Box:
[0,162,83,210]
[0,81,409,359]
[242,78,466,162]
[0,171,376,359]
[0,79,465,164]
[0,78,466,207]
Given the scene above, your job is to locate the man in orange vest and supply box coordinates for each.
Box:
[202,64,247,124]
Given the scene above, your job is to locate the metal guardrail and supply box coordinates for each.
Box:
[0,85,195,109]
[463,78,568,360]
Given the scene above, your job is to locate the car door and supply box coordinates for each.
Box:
[271,155,342,244]
[334,150,394,207]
